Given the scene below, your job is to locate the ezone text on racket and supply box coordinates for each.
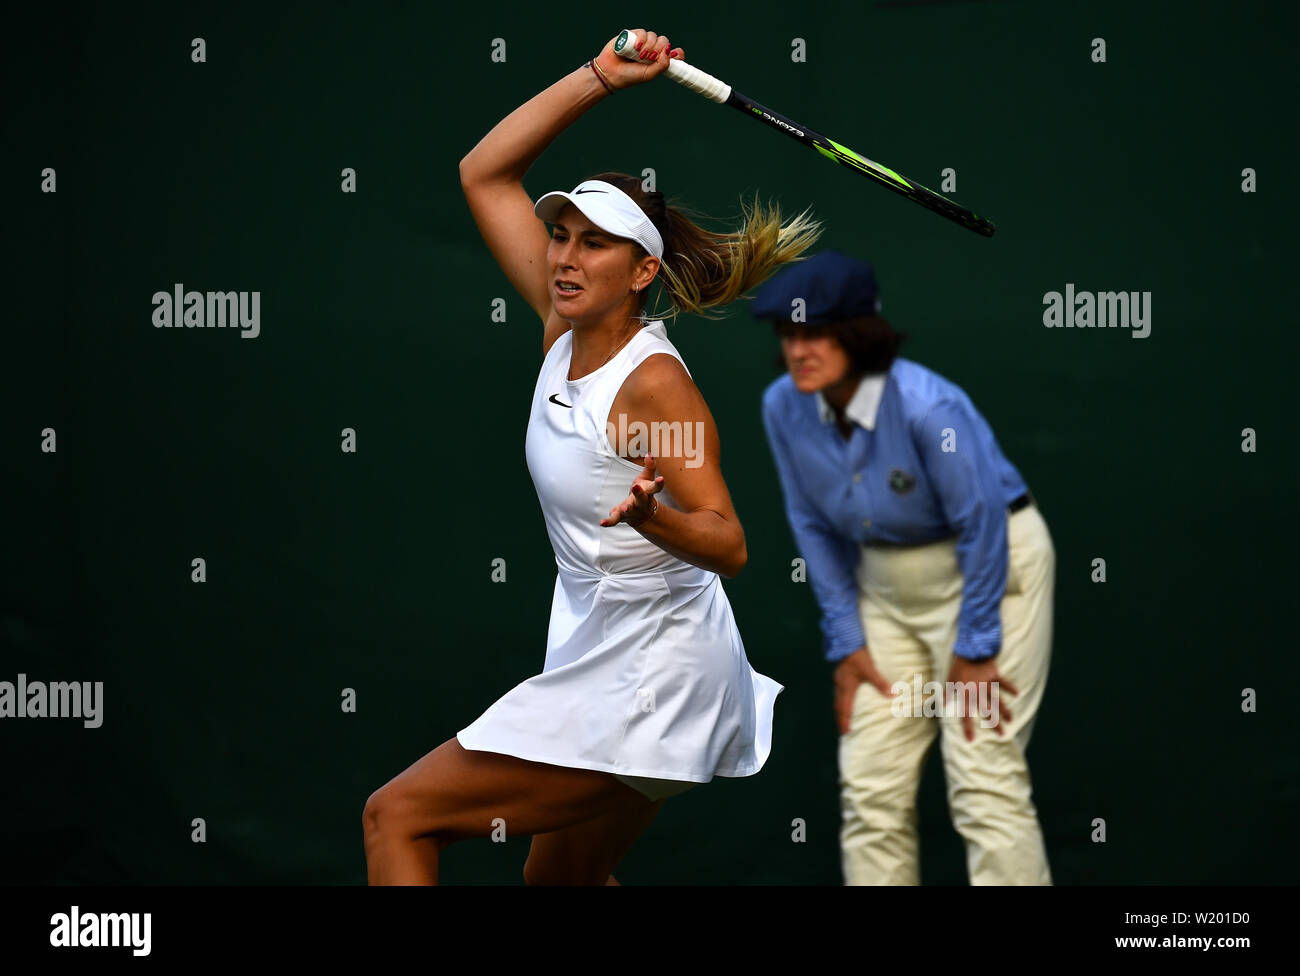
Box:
[751,108,803,136]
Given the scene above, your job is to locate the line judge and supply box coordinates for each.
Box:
[757,251,1056,885]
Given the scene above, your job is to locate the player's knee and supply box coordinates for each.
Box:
[363,784,419,843]
[361,786,391,843]
[363,782,458,852]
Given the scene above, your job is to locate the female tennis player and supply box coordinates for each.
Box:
[362,29,822,885]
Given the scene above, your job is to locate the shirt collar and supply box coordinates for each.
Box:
[815,373,886,431]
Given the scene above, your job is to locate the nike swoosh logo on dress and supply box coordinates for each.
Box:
[549,393,573,408]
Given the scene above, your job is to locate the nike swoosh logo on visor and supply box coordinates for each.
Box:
[574,188,607,194]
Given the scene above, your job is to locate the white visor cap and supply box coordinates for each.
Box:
[534,180,664,260]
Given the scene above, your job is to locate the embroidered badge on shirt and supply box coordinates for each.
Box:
[888,468,916,494]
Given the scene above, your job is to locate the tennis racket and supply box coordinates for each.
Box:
[613,29,996,238]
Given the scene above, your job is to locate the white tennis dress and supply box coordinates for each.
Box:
[457,320,782,793]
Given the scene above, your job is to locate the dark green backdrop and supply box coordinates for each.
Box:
[4,0,1295,884]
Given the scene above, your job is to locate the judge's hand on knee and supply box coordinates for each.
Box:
[833,647,894,735]
[945,655,1019,741]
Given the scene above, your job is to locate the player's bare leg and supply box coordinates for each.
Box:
[523,795,666,885]
[362,737,654,885]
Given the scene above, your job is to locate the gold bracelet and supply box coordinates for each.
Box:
[591,55,616,92]
[585,59,612,94]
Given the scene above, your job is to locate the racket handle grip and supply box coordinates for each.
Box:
[613,29,732,103]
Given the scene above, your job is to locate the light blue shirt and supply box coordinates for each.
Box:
[761,358,1028,663]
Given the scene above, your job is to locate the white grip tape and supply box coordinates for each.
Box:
[664,58,731,103]
[614,29,732,104]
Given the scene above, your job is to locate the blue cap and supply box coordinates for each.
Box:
[752,250,881,325]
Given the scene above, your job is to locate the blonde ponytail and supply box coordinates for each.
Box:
[586,172,824,321]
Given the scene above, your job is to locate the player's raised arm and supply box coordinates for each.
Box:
[458,32,681,326]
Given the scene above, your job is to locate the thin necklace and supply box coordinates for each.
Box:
[572,319,641,380]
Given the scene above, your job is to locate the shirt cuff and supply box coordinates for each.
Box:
[824,612,866,663]
[953,635,1001,662]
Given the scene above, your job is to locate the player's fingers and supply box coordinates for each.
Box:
[638,31,659,60]
[997,675,1020,697]
[670,47,684,60]
[630,487,654,518]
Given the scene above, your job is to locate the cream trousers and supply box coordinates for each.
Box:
[839,504,1054,885]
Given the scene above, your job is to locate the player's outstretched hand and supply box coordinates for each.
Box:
[600,455,664,528]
